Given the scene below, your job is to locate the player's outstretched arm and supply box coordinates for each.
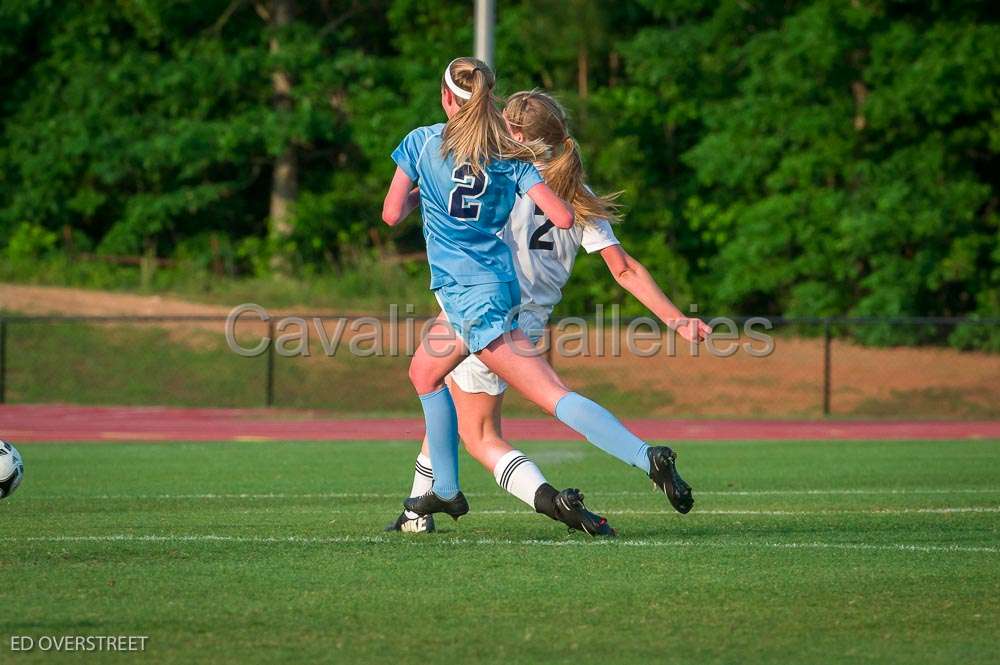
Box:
[525,183,574,229]
[600,244,712,343]
[381,167,420,226]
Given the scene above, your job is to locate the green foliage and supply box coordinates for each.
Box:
[0,1,997,331]
[3,222,58,261]
[670,3,999,320]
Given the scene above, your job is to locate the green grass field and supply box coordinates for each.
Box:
[2,438,999,664]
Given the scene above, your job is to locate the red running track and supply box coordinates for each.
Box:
[1,404,998,443]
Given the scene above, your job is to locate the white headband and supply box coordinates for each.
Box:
[444,59,472,100]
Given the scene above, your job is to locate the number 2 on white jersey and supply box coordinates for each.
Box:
[448,164,489,220]
[528,203,555,250]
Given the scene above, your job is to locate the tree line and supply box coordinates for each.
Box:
[1,0,997,329]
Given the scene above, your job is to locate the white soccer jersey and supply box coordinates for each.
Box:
[500,193,620,322]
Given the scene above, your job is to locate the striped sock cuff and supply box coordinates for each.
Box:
[414,454,433,479]
[408,453,435,500]
[499,455,530,490]
[492,449,547,509]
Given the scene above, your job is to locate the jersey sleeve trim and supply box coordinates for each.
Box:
[580,219,620,254]
[391,127,436,183]
[413,132,435,174]
[516,162,544,194]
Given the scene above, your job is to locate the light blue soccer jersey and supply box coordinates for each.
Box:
[392,123,544,289]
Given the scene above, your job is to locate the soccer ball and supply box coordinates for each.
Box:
[0,440,24,499]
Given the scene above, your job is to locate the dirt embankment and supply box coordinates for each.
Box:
[0,284,230,318]
[2,284,998,418]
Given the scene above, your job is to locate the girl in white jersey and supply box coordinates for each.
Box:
[387,89,712,535]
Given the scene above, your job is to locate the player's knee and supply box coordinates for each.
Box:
[462,435,504,467]
[457,418,478,445]
[408,363,443,395]
[458,416,508,464]
[460,432,488,457]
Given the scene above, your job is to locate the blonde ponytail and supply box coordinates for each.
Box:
[504,90,621,225]
[440,58,543,173]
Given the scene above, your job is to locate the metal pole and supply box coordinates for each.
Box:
[822,319,832,417]
[0,319,6,404]
[474,0,495,67]
[266,318,275,407]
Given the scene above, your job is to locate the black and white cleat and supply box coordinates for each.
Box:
[647,446,694,514]
[554,488,616,537]
[384,511,436,533]
[403,491,469,521]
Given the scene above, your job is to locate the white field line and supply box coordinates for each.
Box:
[21,488,1000,501]
[1,533,996,555]
[166,506,997,516]
[90,506,995,516]
[473,507,1000,516]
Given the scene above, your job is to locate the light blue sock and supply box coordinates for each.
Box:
[419,386,460,499]
[555,392,651,473]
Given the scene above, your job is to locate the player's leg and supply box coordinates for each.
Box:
[384,438,437,533]
[450,375,547,511]
[388,356,501,534]
[404,312,470,518]
[448,377,613,536]
[404,281,523,517]
[476,328,694,514]
[476,328,646,465]
[388,376,510,533]
[387,397,517,531]
[399,353,615,536]
[447,356,513,469]
[448,357,561,515]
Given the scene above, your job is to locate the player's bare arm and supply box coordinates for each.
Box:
[600,244,712,343]
[381,167,417,226]
[525,182,573,229]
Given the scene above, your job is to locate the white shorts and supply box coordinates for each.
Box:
[448,306,549,396]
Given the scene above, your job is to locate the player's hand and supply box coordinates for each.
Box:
[671,317,712,343]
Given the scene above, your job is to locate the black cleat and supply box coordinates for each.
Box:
[554,488,616,537]
[647,446,694,514]
[384,511,435,533]
[403,491,469,521]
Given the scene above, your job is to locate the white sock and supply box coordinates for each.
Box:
[405,453,434,519]
[493,449,547,509]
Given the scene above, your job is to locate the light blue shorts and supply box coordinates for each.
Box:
[433,280,521,353]
[449,306,549,395]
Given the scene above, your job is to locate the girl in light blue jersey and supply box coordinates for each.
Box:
[386,90,713,536]
[382,58,700,529]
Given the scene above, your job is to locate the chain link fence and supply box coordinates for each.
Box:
[1,314,997,419]
[540,317,1000,419]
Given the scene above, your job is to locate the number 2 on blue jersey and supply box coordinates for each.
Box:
[448,164,489,220]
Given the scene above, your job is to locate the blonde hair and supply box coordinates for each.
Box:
[504,89,621,225]
[441,58,542,173]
